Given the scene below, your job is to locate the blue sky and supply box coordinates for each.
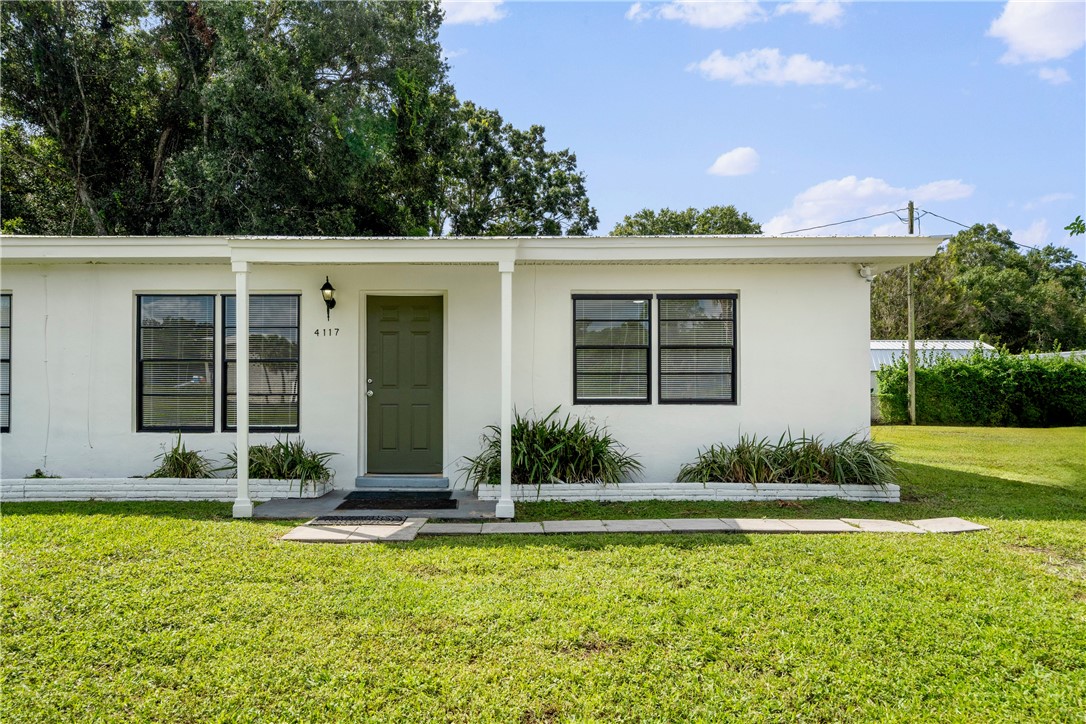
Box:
[439,0,1086,256]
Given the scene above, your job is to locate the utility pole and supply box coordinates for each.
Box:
[907,201,916,425]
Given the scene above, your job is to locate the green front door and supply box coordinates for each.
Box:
[366,296,443,474]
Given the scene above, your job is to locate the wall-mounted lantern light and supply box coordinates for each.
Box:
[321,276,336,320]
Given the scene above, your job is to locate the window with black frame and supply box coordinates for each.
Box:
[137,295,216,431]
[224,295,300,432]
[1,294,11,432]
[658,295,737,404]
[573,294,651,404]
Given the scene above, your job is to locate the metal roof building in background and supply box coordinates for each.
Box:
[870,339,996,373]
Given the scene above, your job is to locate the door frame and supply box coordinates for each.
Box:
[357,290,449,476]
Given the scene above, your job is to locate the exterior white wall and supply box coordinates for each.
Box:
[508,264,871,483]
[0,262,500,486]
[1,260,869,489]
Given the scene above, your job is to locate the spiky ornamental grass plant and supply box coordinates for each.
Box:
[224,437,336,494]
[677,433,897,487]
[462,407,643,487]
[147,434,216,479]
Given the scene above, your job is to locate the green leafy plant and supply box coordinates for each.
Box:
[25,468,61,479]
[147,434,216,479]
[678,433,897,487]
[224,437,336,493]
[876,349,1086,426]
[461,407,643,487]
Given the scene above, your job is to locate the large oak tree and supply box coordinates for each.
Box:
[1,0,595,237]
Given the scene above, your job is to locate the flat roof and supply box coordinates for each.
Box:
[1,234,944,270]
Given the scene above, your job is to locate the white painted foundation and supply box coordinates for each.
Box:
[0,478,333,502]
[476,482,900,503]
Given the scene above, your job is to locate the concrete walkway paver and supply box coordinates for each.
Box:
[661,518,741,533]
[910,517,990,534]
[730,518,795,533]
[481,522,545,534]
[602,519,672,533]
[542,520,608,534]
[785,519,860,534]
[843,518,927,533]
[281,517,426,543]
[419,522,483,536]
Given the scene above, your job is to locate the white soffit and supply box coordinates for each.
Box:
[0,234,944,267]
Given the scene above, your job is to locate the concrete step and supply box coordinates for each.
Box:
[355,475,450,490]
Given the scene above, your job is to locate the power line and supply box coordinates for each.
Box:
[777,209,909,235]
[775,204,1084,267]
[917,207,1086,267]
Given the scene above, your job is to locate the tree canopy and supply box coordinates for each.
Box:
[1,0,597,237]
[871,224,1086,353]
[611,205,762,236]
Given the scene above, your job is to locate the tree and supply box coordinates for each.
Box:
[438,102,598,236]
[2,1,598,238]
[1066,215,1085,236]
[157,0,457,236]
[870,223,1086,352]
[611,205,762,236]
[1,124,93,235]
[1,0,162,234]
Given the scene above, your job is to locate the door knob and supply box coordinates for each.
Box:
[366,390,374,397]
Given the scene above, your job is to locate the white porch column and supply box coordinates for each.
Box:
[232,260,253,518]
[496,260,515,519]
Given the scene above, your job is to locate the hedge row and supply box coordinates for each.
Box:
[876,351,1086,427]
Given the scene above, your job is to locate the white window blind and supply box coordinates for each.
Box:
[1,294,10,432]
[573,295,651,403]
[137,295,215,431]
[224,295,300,431]
[658,296,736,403]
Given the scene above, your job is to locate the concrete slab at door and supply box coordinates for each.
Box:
[366,296,443,474]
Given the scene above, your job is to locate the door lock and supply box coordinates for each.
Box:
[366,390,374,397]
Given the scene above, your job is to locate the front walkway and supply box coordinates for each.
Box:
[280,516,988,543]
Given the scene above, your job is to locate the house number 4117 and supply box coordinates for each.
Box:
[314,328,340,336]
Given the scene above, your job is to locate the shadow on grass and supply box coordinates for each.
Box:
[404,532,756,551]
[0,500,298,525]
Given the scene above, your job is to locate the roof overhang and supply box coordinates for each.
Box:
[0,234,944,270]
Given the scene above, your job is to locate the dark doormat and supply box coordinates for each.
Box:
[336,490,458,510]
[310,515,408,525]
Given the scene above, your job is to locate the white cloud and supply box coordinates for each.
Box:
[988,1,1085,64]
[1015,218,1050,246]
[775,1,847,26]
[1024,192,1074,210]
[689,48,868,88]
[625,1,765,29]
[442,1,506,25]
[626,2,651,22]
[1037,67,1071,85]
[763,176,975,235]
[708,147,760,176]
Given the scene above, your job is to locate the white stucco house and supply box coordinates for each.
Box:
[0,234,941,517]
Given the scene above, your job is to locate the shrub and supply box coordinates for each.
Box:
[148,434,216,479]
[224,437,336,493]
[462,407,643,487]
[25,469,61,479]
[677,433,897,487]
[876,350,1086,426]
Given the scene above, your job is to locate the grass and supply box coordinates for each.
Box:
[2,426,1084,721]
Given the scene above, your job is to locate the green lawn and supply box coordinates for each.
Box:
[3,427,1084,721]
